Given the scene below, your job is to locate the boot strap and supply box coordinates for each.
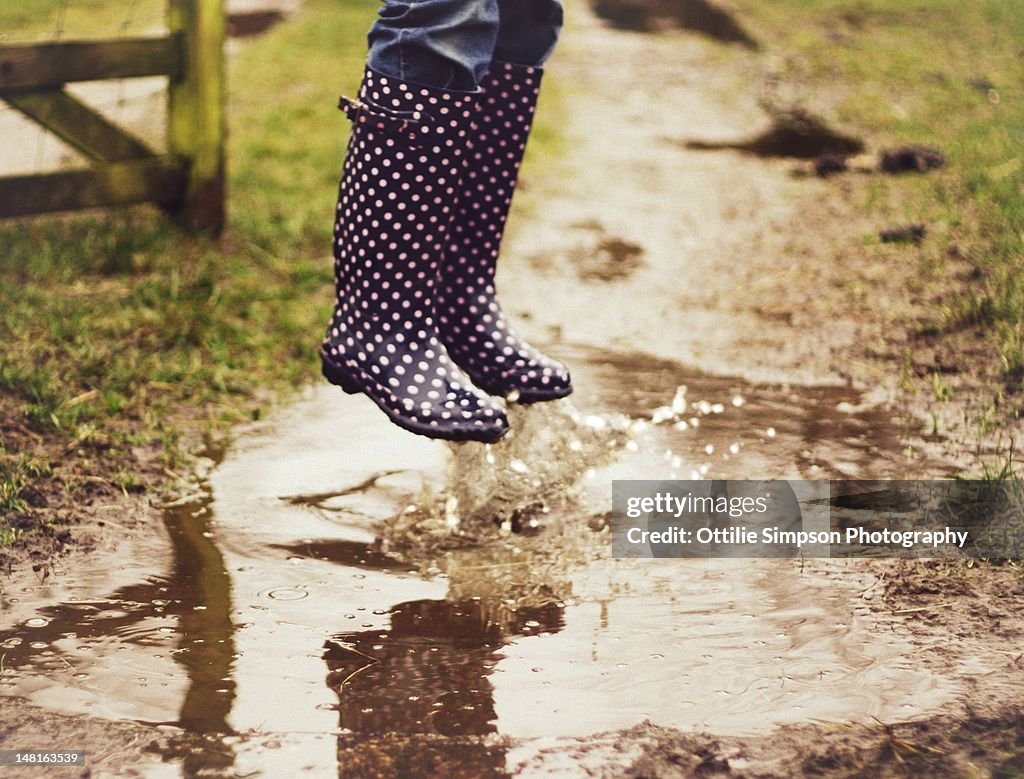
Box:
[338,96,432,143]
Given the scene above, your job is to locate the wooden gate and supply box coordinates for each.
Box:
[0,0,225,233]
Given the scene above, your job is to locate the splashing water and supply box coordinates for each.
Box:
[444,399,632,528]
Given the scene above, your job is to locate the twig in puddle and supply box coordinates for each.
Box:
[888,602,954,615]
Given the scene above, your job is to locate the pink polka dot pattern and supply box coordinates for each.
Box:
[437,61,572,404]
[321,67,509,443]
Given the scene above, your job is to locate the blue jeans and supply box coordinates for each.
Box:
[367,0,563,91]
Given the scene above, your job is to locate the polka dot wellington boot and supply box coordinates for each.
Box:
[321,68,509,443]
[437,61,573,404]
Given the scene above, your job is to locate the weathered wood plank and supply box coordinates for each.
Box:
[0,158,186,218]
[4,89,156,162]
[167,0,226,234]
[0,36,183,91]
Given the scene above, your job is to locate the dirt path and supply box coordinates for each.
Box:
[506,5,866,385]
[2,1,1024,776]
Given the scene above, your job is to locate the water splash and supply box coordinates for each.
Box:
[444,399,632,529]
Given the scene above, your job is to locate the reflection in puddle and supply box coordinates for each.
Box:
[0,348,958,775]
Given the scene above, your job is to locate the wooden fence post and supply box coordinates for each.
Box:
[167,0,226,235]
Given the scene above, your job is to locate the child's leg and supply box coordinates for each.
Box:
[321,0,511,442]
[493,0,564,67]
[367,0,500,91]
[434,0,573,403]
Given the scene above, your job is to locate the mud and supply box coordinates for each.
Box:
[227,10,287,38]
[879,145,948,174]
[591,0,757,49]
[0,347,990,776]
[683,109,865,159]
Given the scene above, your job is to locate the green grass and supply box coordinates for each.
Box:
[0,0,166,42]
[0,0,376,541]
[730,0,1024,387]
[0,445,52,538]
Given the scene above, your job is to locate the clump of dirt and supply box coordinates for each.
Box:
[572,236,646,282]
[228,10,287,37]
[814,153,849,177]
[880,145,948,174]
[608,708,1024,778]
[683,108,865,159]
[591,0,758,48]
[880,223,927,244]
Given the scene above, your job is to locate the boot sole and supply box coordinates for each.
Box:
[320,352,508,444]
[513,387,574,405]
[471,376,574,405]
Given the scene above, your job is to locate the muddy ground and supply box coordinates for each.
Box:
[3,0,1024,776]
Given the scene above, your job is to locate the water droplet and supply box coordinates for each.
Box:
[650,653,664,659]
[344,614,356,619]
[24,618,48,628]
[729,442,741,455]
[704,444,714,455]
[672,387,687,415]
[766,427,776,438]
[616,663,628,669]
[371,609,387,615]
[73,672,88,679]
[711,403,725,414]
[732,395,745,407]
[2,638,23,648]
[531,667,543,673]
[651,406,674,424]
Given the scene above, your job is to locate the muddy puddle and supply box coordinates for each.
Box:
[0,348,958,775]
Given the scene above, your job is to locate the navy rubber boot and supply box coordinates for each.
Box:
[437,61,572,404]
[321,68,509,443]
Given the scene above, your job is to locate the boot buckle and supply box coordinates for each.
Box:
[338,96,432,143]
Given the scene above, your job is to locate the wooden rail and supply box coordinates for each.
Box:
[0,0,225,234]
